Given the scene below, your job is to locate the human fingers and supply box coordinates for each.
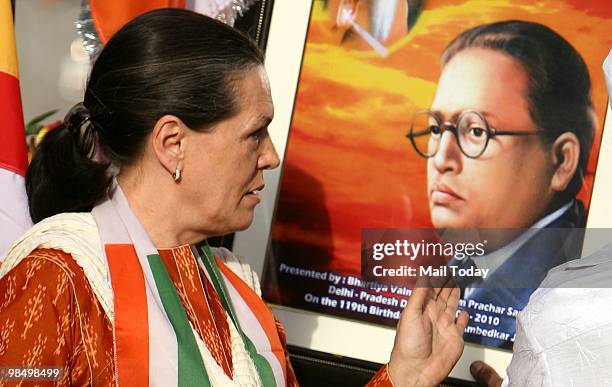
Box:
[456,310,469,333]
[407,286,430,314]
[470,361,503,387]
[445,287,461,314]
[437,285,452,303]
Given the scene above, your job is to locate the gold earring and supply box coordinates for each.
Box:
[172,167,181,182]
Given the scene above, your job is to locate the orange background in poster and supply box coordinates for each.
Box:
[271,0,612,274]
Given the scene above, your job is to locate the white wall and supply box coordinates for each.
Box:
[15,0,86,124]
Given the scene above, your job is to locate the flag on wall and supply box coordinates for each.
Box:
[0,0,32,259]
[89,0,186,44]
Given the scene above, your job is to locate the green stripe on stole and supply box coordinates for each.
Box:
[198,243,277,387]
[147,254,211,387]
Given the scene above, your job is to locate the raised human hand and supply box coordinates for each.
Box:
[388,286,469,387]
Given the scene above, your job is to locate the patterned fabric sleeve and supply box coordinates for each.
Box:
[365,364,395,387]
[0,248,114,386]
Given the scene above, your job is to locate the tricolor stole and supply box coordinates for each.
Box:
[92,183,286,386]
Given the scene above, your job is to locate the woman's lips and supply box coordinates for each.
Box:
[244,191,261,204]
[244,184,264,204]
[430,184,464,205]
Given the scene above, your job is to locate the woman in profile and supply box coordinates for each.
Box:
[0,9,466,386]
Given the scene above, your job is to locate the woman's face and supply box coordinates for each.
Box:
[181,66,279,236]
[427,48,555,229]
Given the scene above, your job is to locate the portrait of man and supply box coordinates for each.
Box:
[261,0,610,350]
[408,20,595,347]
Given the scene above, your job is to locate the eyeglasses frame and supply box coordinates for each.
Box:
[406,109,544,159]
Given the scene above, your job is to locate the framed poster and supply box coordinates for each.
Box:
[234,0,612,380]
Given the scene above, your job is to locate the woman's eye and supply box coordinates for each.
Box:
[250,129,265,145]
[429,125,441,136]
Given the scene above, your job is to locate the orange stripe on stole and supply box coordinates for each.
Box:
[106,244,149,386]
[215,258,287,379]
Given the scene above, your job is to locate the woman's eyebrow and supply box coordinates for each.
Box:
[252,114,272,128]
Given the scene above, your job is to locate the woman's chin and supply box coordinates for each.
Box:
[230,213,256,233]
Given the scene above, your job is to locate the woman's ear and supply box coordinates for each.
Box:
[151,115,186,175]
[550,132,580,192]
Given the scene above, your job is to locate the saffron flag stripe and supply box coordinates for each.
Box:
[93,192,180,387]
[89,0,186,44]
[0,72,27,175]
[105,244,150,387]
[0,0,18,77]
[109,188,180,386]
[0,0,31,259]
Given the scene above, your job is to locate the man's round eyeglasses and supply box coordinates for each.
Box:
[406,110,543,159]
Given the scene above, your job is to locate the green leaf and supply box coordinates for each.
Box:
[26,109,58,135]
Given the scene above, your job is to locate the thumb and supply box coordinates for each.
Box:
[470,361,503,387]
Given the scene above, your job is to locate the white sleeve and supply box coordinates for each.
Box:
[503,289,549,386]
[505,286,612,386]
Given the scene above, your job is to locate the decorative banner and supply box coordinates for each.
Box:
[79,0,260,57]
[0,0,32,259]
[88,0,186,44]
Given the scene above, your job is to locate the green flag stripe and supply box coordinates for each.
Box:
[199,245,240,327]
[147,254,211,387]
[242,334,278,387]
[198,243,277,387]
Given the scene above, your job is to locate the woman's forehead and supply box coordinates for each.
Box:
[236,67,273,111]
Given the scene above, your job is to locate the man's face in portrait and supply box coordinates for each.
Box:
[427,48,557,230]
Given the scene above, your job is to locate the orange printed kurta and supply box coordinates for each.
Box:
[0,247,392,386]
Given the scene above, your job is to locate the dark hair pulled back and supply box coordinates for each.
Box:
[440,20,595,203]
[27,8,264,222]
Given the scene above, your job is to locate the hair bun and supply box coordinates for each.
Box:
[63,102,91,135]
[64,102,97,159]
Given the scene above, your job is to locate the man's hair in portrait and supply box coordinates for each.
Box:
[441,20,595,202]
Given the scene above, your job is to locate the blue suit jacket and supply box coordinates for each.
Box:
[456,201,586,349]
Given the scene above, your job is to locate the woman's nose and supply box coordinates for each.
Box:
[259,136,281,170]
